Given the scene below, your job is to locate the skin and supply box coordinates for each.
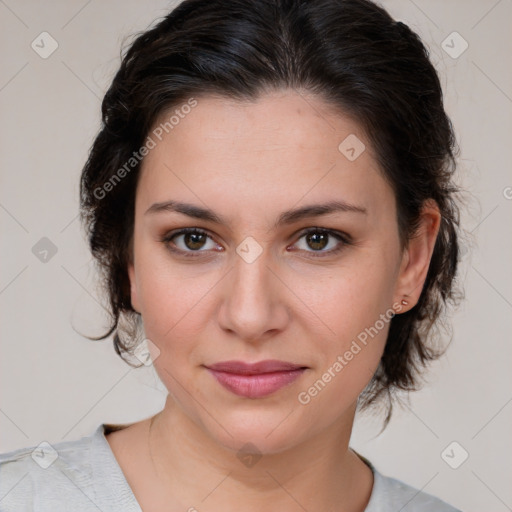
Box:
[105,89,441,511]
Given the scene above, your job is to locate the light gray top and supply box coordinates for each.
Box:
[0,423,462,511]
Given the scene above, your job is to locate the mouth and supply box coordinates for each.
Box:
[204,360,308,399]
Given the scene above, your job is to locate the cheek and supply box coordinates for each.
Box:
[139,271,213,344]
[134,265,225,395]
[296,277,392,420]
[133,236,213,331]
[294,251,397,394]
[302,255,397,343]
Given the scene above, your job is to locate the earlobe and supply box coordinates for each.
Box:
[393,199,441,311]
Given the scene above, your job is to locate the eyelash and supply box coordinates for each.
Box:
[161,227,352,259]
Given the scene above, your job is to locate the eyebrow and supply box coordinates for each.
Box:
[145,199,367,228]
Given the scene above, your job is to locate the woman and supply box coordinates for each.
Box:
[0,0,463,510]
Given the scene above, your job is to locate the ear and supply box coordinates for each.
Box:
[393,199,441,311]
[127,262,141,314]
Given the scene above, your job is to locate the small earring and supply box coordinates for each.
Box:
[401,298,409,306]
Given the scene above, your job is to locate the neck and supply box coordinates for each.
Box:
[146,395,373,512]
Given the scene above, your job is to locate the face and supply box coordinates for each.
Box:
[127,89,432,455]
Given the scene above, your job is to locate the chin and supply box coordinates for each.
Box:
[200,407,309,457]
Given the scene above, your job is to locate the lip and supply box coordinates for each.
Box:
[205,360,307,399]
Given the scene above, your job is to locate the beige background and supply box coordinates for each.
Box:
[1,1,511,510]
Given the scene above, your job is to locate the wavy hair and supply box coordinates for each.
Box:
[79,0,463,430]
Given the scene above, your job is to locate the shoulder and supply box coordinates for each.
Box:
[356,452,463,512]
[0,425,103,512]
[371,471,462,511]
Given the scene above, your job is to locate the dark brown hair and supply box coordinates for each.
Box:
[79,0,462,430]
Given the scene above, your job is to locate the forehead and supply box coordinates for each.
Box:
[136,90,394,224]
[147,90,373,163]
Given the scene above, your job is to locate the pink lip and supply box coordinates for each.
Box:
[205,360,307,399]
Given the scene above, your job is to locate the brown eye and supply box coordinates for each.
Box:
[182,231,208,250]
[291,228,350,257]
[305,231,329,251]
[162,228,221,257]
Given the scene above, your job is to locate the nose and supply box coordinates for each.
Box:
[217,245,289,343]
